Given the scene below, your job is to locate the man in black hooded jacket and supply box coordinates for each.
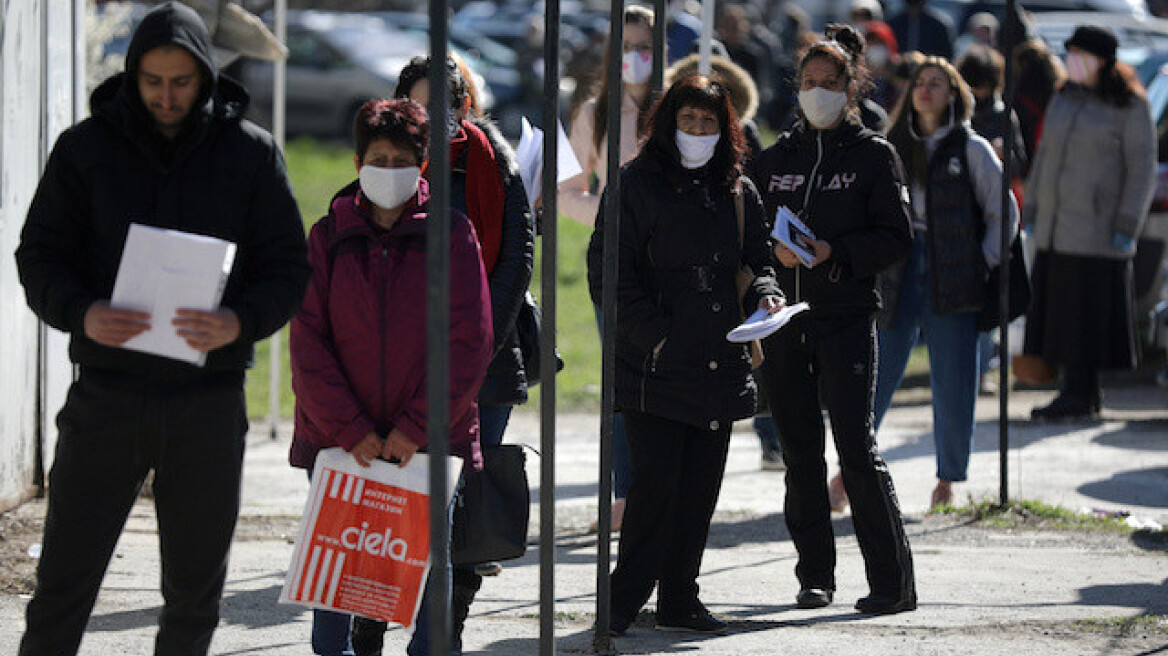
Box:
[14,3,310,655]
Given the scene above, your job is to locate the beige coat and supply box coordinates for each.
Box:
[559,90,642,226]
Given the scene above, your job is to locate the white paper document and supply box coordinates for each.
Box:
[110,223,237,365]
[726,302,811,343]
[771,206,818,267]
[516,116,583,215]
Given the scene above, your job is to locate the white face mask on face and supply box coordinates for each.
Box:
[622,50,653,85]
[675,129,721,169]
[798,87,849,129]
[359,165,421,210]
[1065,52,1101,84]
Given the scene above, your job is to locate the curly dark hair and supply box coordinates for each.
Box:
[392,55,469,111]
[640,74,747,186]
[353,98,430,164]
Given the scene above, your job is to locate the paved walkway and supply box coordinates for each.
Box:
[1,385,1166,654]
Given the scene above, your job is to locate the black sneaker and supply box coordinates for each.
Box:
[656,607,728,634]
[610,616,631,637]
[855,593,917,615]
[795,587,833,609]
[1030,395,1100,423]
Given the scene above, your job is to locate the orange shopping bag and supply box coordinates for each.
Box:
[280,448,460,628]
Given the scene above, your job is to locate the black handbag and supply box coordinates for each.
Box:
[451,444,531,566]
[977,235,1031,331]
[516,291,564,386]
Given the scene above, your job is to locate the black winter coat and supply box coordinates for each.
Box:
[16,8,309,384]
[749,120,913,317]
[587,152,781,431]
[451,117,534,407]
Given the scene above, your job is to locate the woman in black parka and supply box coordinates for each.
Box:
[749,24,917,616]
[587,75,782,635]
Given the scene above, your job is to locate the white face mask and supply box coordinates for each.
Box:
[1065,51,1101,84]
[798,87,849,129]
[359,165,421,210]
[622,50,653,85]
[675,129,721,169]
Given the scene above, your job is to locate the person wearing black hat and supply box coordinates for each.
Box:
[14,3,310,654]
[1021,24,1156,422]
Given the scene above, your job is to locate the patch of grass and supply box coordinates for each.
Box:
[934,497,1133,533]
[1070,615,1168,636]
[244,138,356,419]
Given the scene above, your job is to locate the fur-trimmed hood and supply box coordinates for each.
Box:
[665,53,759,123]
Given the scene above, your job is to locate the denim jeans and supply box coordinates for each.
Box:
[875,236,980,482]
[478,404,513,448]
[754,415,781,451]
[593,304,633,499]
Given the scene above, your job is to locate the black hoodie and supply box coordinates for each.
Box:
[16,1,310,384]
[749,120,913,317]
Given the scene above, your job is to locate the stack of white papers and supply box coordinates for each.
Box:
[772,206,817,267]
[110,223,237,366]
[726,302,810,342]
[516,116,582,215]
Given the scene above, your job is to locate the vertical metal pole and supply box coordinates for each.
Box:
[593,1,622,653]
[698,0,716,76]
[650,0,666,94]
[998,0,1018,508]
[540,2,561,654]
[269,0,287,441]
[427,2,452,653]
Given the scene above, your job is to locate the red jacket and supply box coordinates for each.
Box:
[289,178,492,471]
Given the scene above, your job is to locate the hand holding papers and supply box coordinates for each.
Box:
[727,302,810,342]
[516,116,582,215]
[772,206,818,267]
[110,223,237,365]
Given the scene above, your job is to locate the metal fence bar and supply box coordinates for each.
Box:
[269,0,287,441]
[592,0,623,652]
[426,1,452,652]
[540,0,561,654]
[998,0,1020,508]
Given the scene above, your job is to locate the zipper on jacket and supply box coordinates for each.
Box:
[380,245,389,426]
[794,132,825,303]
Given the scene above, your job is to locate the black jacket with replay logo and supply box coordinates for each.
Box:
[749,119,913,317]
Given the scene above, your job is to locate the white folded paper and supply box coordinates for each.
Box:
[516,116,583,215]
[772,206,817,267]
[726,302,810,342]
[110,223,237,365]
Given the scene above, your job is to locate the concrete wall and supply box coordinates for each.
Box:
[0,0,82,511]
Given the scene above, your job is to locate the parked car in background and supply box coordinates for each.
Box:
[1135,60,1168,321]
[237,10,492,140]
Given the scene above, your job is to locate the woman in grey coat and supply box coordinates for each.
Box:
[1022,25,1156,422]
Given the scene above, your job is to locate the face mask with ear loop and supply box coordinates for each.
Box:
[622,50,653,85]
[359,165,421,210]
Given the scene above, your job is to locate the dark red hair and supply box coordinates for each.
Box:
[353,98,430,163]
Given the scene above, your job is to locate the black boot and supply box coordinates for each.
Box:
[350,616,386,656]
[451,568,482,653]
[1030,393,1099,423]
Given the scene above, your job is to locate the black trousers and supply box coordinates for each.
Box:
[609,409,731,623]
[759,313,915,599]
[19,370,248,656]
